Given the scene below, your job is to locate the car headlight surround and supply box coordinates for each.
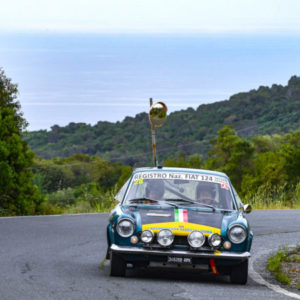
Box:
[157,229,174,247]
[187,230,205,248]
[116,218,135,238]
[208,233,222,248]
[228,225,247,244]
[141,230,154,243]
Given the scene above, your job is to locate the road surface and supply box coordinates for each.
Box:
[0,210,300,300]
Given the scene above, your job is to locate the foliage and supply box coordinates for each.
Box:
[11,124,300,214]
[32,154,132,193]
[164,152,204,169]
[163,125,300,208]
[0,68,44,215]
[267,247,289,281]
[48,187,76,207]
[23,76,300,166]
[74,182,117,211]
[42,183,118,214]
[29,154,131,214]
[2,69,300,215]
[205,126,254,191]
[20,122,300,214]
[267,245,300,288]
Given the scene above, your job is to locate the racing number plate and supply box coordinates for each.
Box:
[167,256,192,264]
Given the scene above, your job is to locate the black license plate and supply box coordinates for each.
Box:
[167,256,192,264]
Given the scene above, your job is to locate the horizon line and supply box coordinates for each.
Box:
[2,27,300,36]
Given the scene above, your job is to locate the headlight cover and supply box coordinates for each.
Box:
[228,225,247,244]
[116,219,135,237]
[187,230,205,248]
[141,230,154,243]
[157,229,174,247]
[208,233,222,248]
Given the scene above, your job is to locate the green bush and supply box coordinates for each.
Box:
[267,248,290,285]
[48,188,76,206]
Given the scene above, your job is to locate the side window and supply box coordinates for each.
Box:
[232,186,243,209]
[219,188,234,209]
[115,179,130,202]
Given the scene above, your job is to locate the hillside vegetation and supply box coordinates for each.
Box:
[2,68,300,216]
[30,125,300,214]
[24,76,300,166]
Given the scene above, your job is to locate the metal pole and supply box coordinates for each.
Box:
[149,98,157,167]
[151,128,157,167]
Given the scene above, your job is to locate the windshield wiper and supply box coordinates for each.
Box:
[128,198,178,207]
[128,198,159,203]
[165,198,216,211]
[219,208,236,213]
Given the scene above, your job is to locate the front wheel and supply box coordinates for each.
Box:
[230,260,248,284]
[109,251,126,277]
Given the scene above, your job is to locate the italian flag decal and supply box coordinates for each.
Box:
[174,208,188,222]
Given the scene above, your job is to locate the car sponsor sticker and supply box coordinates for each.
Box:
[134,178,144,185]
[146,212,172,217]
[133,172,229,186]
[221,183,229,190]
[142,222,221,236]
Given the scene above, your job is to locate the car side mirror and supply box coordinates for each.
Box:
[243,204,252,214]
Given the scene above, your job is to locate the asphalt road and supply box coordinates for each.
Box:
[1,210,300,300]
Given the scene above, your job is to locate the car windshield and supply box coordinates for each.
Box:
[124,171,236,210]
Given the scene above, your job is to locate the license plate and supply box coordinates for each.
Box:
[167,256,192,264]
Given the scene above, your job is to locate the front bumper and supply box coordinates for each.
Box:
[110,244,250,260]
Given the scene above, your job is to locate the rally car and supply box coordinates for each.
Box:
[106,167,253,284]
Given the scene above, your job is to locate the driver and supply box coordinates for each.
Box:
[145,180,165,200]
[196,182,215,205]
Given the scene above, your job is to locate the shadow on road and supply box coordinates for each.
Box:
[101,262,230,285]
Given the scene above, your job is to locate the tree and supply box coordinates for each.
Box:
[164,151,188,168]
[187,154,203,169]
[205,126,254,191]
[281,128,300,185]
[0,68,43,215]
[240,151,286,198]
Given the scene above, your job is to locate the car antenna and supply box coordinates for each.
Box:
[148,98,168,167]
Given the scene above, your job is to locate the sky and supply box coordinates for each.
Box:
[1,1,300,131]
[1,0,300,34]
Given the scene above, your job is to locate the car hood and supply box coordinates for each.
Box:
[123,206,235,236]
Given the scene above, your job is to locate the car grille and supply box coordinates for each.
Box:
[173,235,189,246]
[173,236,217,250]
[141,235,219,251]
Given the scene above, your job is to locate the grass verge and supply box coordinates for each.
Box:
[267,245,300,290]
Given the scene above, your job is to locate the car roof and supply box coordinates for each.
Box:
[133,167,228,178]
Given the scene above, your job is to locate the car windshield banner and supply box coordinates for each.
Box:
[133,172,229,186]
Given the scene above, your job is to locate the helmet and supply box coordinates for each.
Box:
[196,182,216,200]
[145,180,165,199]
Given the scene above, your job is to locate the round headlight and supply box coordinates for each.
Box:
[228,225,247,244]
[116,219,135,237]
[208,233,222,248]
[141,230,154,243]
[157,229,174,247]
[187,231,205,248]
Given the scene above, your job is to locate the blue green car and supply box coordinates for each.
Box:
[106,167,253,284]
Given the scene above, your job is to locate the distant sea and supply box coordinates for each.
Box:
[0,33,300,131]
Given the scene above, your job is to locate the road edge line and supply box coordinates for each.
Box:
[249,248,300,299]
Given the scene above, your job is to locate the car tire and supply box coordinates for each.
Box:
[105,246,110,259]
[230,259,248,284]
[109,251,126,277]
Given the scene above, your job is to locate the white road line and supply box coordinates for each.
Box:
[249,249,300,299]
